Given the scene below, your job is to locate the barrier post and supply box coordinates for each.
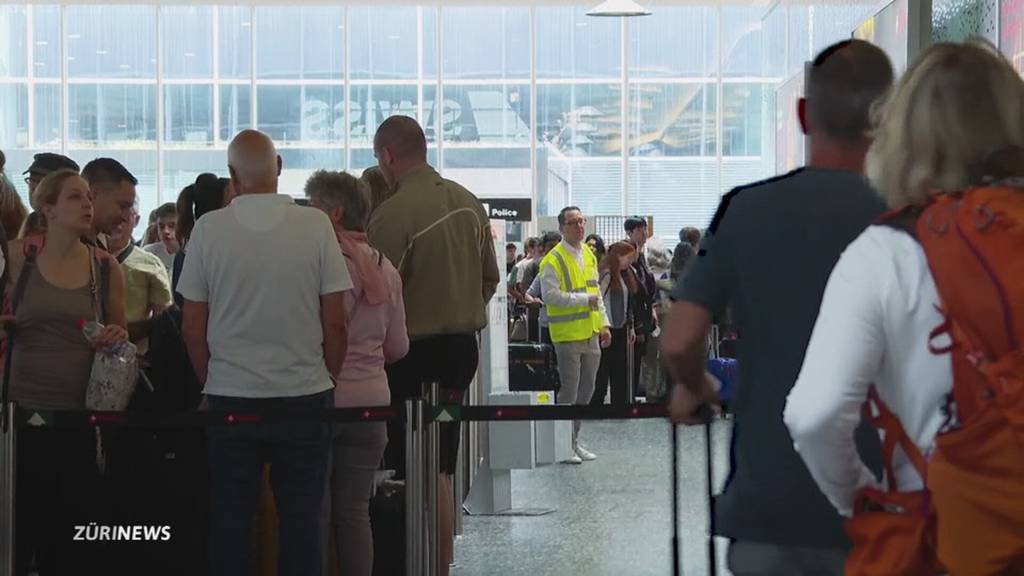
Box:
[426,381,440,576]
[405,398,423,576]
[0,403,15,576]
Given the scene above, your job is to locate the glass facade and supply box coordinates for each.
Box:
[0,3,876,237]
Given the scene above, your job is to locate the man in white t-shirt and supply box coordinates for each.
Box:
[178,129,352,576]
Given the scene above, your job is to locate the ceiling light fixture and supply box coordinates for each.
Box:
[586,0,651,17]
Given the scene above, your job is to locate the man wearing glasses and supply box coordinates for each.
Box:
[23,152,80,209]
[539,206,611,464]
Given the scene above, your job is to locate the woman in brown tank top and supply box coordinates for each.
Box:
[2,170,128,576]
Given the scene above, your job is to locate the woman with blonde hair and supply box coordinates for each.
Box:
[3,169,128,576]
[591,241,638,406]
[785,41,1024,575]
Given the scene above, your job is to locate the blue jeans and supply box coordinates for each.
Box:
[206,390,332,576]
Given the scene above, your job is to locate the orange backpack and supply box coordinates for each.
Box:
[913,185,1024,576]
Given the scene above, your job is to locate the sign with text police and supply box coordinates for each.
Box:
[483,198,532,222]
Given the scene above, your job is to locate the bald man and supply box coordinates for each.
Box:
[369,116,499,576]
[178,129,353,576]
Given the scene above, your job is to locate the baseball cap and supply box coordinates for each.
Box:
[23,153,80,177]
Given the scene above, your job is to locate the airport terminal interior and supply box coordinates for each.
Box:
[0,0,1021,575]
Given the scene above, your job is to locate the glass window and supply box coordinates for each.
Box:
[442,7,530,80]
[423,7,438,79]
[278,148,344,196]
[763,4,787,79]
[34,83,61,147]
[162,150,227,200]
[164,84,213,144]
[220,84,251,142]
[0,84,29,147]
[0,6,27,78]
[630,7,716,78]
[349,84,419,145]
[257,85,344,144]
[628,158,719,234]
[788,6,812,74]
[536,7,622,79]
[255,7,344,80]
[66,6,156,79]
[812,4,880,57]
[162,6,213,79]
[629,83,717,157]
[722,83,762,157]
[433,84,530,144]
[68,84,157,144]
[348,6,418,80]
[722,7,764,77]
[32,5,61,79]
[219,6,252,80]
[537,84,622,158]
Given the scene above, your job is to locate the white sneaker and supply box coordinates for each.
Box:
[563,454,583,465]
[574,444,597,461]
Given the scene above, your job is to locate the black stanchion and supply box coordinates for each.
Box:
[671,422,681,576]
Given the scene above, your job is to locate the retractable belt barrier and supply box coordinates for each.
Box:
[3,402,667,428]
[0,397,675,576]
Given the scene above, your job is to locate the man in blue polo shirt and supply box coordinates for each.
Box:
[662,40,893,575]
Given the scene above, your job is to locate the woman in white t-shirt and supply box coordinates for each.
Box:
[784,41,1024,574]
[306,170,409,576]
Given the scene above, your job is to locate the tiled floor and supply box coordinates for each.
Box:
[452,418,733,576]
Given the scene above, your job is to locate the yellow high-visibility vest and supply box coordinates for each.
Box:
[539,242,605,343]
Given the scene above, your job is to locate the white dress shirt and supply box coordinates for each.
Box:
[784,225,952,517]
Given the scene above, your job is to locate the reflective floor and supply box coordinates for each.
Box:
[453,418,733,576]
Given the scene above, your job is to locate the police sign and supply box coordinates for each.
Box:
[482,198,532,222]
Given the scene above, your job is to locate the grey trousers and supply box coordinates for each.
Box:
[727,541,847,576]
[321,421,388,576]
[553,335,601,443]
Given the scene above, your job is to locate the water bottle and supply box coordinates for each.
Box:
[77,319,133,363]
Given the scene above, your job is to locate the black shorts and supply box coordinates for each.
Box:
[384,333,479,477]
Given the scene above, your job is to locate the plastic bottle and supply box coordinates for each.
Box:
[77,319,133,363]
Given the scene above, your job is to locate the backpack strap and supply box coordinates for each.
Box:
[1,244,39,432]
[864,386,928,491]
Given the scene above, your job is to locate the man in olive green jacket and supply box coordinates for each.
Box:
[368,115,499,576]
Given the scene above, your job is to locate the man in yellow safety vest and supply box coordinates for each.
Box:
[540,206,612,464]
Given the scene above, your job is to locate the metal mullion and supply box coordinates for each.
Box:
[416,5,424,140]
[156,6,164,203]
[529,4,537,233]
[436,5,443,173]
[621,16,629,217]
[250,5,257,132]
[534,77,619,85]
[213,6,221,145]
[66,78,159,85]
[60,4,68,155]
[27,6,35,148]
[716,5,725,220]
[344,5,350,171]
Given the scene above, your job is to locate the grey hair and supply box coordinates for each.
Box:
[304,170,369,232]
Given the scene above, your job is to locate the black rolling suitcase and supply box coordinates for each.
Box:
[508,342,559,392]
[370,479,406,576]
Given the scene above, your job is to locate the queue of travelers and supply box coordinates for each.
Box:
[1,36,1022,576]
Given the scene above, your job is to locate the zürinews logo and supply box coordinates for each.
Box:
[73,524,172,542]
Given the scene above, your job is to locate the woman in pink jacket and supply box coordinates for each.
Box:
[306,170,409,576]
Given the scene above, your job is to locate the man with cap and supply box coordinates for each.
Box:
[24,153,80,209]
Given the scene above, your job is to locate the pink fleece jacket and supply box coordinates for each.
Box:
[334,242,409,408]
